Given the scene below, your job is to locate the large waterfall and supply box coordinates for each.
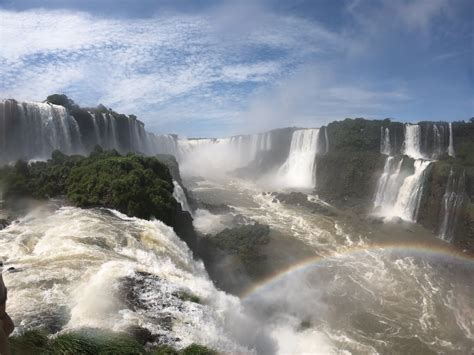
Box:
[277,129,320,189]
[373,156,405,209]
[0,100,84,163]
[374,125,433,222]
[0,100,182,164]
[438,170,465,241]
[176,132,274,177]
[403,124,424,159]
[391,160,431,221]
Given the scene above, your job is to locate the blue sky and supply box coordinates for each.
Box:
[0,0,472,137]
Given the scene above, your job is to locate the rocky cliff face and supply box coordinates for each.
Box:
[1,94,473,250]
[314,118,388,209]
[314,117,473,249]
[417,119,474,249]
[315,151,385,209]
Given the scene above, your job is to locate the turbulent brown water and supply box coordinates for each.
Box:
[0,177,473,353]
[191,178,474,354]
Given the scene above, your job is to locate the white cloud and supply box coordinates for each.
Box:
[346,0,451,34]
[238,65,411,134]
[0,7,344,133]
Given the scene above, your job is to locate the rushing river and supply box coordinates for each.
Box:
[190,178,474,354]
[1,178,473,354]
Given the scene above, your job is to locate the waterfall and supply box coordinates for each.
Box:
[373,156,404,209]
[277,129,320,188]
[248,134,259,162]
[380,127,391,155]
[259,132,272,151]
[374,158,431,222]
[324,127,329,154]
[438,170,465,242]
[391,160,431,222]
[0,100,84,164]
[403,124,424,159]
[173,180,192,214]
[374,157,432,222]
[448,123,455,157]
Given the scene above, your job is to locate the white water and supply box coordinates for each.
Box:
[277,129,320,189]
[177,132,277,178]
[439,170,465,241]
[403,124,425,159]
[375,123,434,221]
[373,156,404,209]
[323,127,329,154]
[172,181,192,214]
[392,160,431,222]
[375,158,431,222]
[191,179,474,354]
[0,206,269,352]
[0,100,85,163]
[380,127,391,155]
[448,123,455,157]
[0,100,188,164]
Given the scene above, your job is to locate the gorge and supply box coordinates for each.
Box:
[0,96,473,354]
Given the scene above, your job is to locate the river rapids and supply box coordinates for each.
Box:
[1,178,473,354]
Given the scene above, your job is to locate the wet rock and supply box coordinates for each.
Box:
[198,202,233,214]
[365,215,384,225]
[126,326,154,345]
[271,192,336,217]
[0,217,12,230]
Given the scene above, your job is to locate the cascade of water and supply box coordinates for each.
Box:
[374,157,403,209]
[403,124,424,159]
[380,127,391,155]
[91,113,102,147]
[258,132,272,151]
[248,134,259,162]
[277,129,320,188]
[106,114,119,151]
[438,170,465,242]
[324,127,329,154]
[265,132,272,150]
[0,206,253,352]
[173,180,192,214]
[391,160,431,222]
[432,124,442,159]
[0,100,85,163]
[448,123,455,157]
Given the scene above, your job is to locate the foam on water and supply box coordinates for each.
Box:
[172,180,192,213]
[0,206,262,352]
[276,129,320,189]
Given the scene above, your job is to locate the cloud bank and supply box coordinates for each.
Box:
[0,0,471,136]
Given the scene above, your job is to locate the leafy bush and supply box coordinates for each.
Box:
[180,344,217,355]
[326,118,387,152]
[10,329,217,355]
[0,150,179,226]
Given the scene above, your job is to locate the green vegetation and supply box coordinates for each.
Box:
[315,151,386,208]
[180,344,217,355]
[200,223,270,278]
[173,291,201,304]
[0,148,179,226]
[326,118,388,152]
[10,329,217,355]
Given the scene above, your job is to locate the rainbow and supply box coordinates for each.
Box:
[240,241,474,300]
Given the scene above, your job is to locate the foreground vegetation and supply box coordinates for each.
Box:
[10,329,216,355]
[0,148,180,226]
